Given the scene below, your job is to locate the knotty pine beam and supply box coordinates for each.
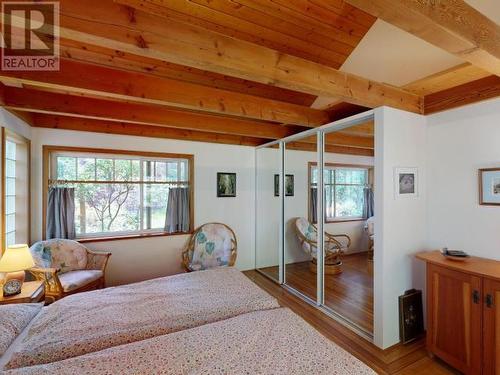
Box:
[346,0,500,76]
[424,75,500,114]
[24,0,422,113]
[0,59,329,127]
[3,87,305,139]
[33,114,266,147]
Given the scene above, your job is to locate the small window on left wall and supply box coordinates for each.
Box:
[2,129,30,251]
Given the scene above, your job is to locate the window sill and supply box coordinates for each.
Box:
[76,231,192,244]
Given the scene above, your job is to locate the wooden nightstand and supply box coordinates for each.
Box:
[0,281,45,305]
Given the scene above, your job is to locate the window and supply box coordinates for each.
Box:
[309,163,369,222]
[2,129,30,250]
[45,147,193,240]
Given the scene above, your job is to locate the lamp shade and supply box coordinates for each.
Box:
[0,244,35,272]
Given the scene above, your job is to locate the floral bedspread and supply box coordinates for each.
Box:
[6,308,375,375]
[5,268,279,369]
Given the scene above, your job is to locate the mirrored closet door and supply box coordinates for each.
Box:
[255,144,282,283]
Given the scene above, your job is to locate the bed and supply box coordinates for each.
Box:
[3,267,280,369]
[4,308,375,374]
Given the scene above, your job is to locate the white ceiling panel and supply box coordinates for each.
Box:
[340,19,463,86]
[465,0,500,25]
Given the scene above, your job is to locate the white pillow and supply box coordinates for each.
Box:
[0,303,43,355]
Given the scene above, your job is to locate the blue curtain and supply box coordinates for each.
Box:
[165,187,190,233]
[363,187,374,219]
[46,187,76,239]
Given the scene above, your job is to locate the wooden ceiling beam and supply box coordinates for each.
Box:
[346,0,500,76]
[33,114,266,147]
[424,75,500,114]
[403,63,491,96]
[2,87,305,140]
[0,59,328,127]
[285,141,374,156]
[59,39,316,107]
[38,0,422,113]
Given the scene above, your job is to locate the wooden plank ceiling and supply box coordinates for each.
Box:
[1,0,499,156]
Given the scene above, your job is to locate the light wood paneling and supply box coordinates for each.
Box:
[4,87,304,140]
[0,59,329,127]
[33,114,266,147]
[404,63,491,96]
[46,0,422,112]
[59,39,316,107]
[424,75,500,114]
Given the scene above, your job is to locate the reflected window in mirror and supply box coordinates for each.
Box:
[309,163,370,223]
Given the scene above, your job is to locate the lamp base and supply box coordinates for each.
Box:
[2,271,25,297]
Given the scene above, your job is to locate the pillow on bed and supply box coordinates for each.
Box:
[0,303,43,355]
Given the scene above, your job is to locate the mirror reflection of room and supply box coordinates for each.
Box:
[255,145,281,283]
[289,123,375,334]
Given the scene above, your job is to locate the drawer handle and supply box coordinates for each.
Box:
[486,294,494,308]
[473,290,480,304]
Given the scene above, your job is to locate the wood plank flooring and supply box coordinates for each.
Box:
[259,252,374,333]
[243,269,459,375]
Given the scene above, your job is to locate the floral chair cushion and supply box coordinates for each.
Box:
[295,218,318,256]
[58,270,103,292]
[30,239,87,274]
[189,224,235,271]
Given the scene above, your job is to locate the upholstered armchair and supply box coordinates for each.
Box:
[28,239,111,303]
[294,217,351,275]
[182,223,237,272]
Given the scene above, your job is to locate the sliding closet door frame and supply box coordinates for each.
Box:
[256,110,375,310]
[278,141,285,284]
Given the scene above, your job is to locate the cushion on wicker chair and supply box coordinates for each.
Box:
[58,270,103,292]
[189,224,235,271]
[30,239,87,273]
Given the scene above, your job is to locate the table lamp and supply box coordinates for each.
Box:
[0,244,35,297]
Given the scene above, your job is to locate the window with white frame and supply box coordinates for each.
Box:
[47,148,193,239]
[310,164,369,222]
[5,140,16,246]
[3,130,30,250]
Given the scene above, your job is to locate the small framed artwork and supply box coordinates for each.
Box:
[479,168,500,206]
[217,172,236,197]
[274,174,294,197]
[394,167,418,198]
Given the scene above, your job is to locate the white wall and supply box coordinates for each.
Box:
[374,107,427,349]
[426,98,500,261]
[0,109,32,140]
[31,128,256,286]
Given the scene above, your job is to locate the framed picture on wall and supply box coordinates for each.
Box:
[217,172,236,197]
[394,167,418,198]
[479,168,500,206]
[274,174,294,197]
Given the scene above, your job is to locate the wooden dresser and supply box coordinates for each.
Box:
[417,251,500,375]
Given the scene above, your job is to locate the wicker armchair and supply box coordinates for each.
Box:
[28,239,111,303]
[182,223,237,272]
[294,217,351,275]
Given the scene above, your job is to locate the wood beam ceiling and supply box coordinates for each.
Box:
[424,75,500,114]
[0,59,329,127]
[345,0,500,76]
[2,87,304,139]
[59,39,316,107]
[32,0,422,113]
[33,114,266,147]
[403,63,491,96]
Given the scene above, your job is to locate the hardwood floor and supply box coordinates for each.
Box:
[259,252,374,333]
[243,270,459,375]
